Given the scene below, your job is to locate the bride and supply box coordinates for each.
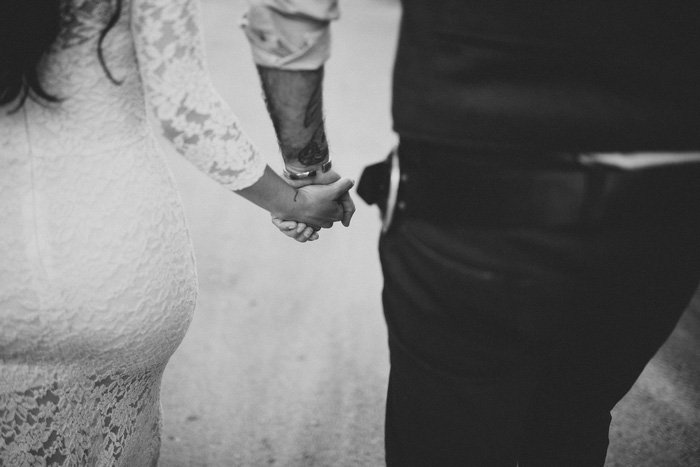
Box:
[0,0,353,465]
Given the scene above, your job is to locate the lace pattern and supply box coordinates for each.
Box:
[1,367,164,467]
[1,0,261,464]
[133,0,266,190]
[57,0,117,49]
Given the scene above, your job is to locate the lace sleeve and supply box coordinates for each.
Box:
[131,0,265,190]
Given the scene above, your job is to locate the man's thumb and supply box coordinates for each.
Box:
[330,178,355,198]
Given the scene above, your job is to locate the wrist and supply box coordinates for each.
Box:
[283,157,332,181]
[235,165,301,220]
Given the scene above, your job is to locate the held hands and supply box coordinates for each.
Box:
[255,66,354,243]
[273,169,356,243]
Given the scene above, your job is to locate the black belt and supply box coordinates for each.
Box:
[357,146,700,230]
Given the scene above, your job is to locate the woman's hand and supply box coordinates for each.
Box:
[271,217,320,243]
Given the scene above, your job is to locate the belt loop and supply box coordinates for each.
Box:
[382,146,401,233]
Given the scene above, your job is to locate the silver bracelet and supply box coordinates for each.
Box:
[283,158,332,181]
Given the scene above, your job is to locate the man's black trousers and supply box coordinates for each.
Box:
[377,143,700,467]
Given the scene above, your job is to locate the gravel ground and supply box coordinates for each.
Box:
[158,1,700,465]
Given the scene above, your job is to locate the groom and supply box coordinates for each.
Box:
[242,1,700,466]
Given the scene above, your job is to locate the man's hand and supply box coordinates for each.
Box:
[282,168,356,227]
[288,177,354,229]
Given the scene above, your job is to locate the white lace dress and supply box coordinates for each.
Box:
[0,0,264,465]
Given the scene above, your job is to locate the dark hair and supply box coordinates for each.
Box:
[0,0,122,112]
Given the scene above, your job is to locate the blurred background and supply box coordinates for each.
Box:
[158,1,700,465]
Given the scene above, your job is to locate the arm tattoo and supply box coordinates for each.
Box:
[304,75,323,128]
[257,66,329,167]
[258,77,283,139]
[298,122,329,166]
[297,77,329,165]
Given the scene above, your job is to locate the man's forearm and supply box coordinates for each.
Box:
[256,64,355,227]
[257,65,329,171]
